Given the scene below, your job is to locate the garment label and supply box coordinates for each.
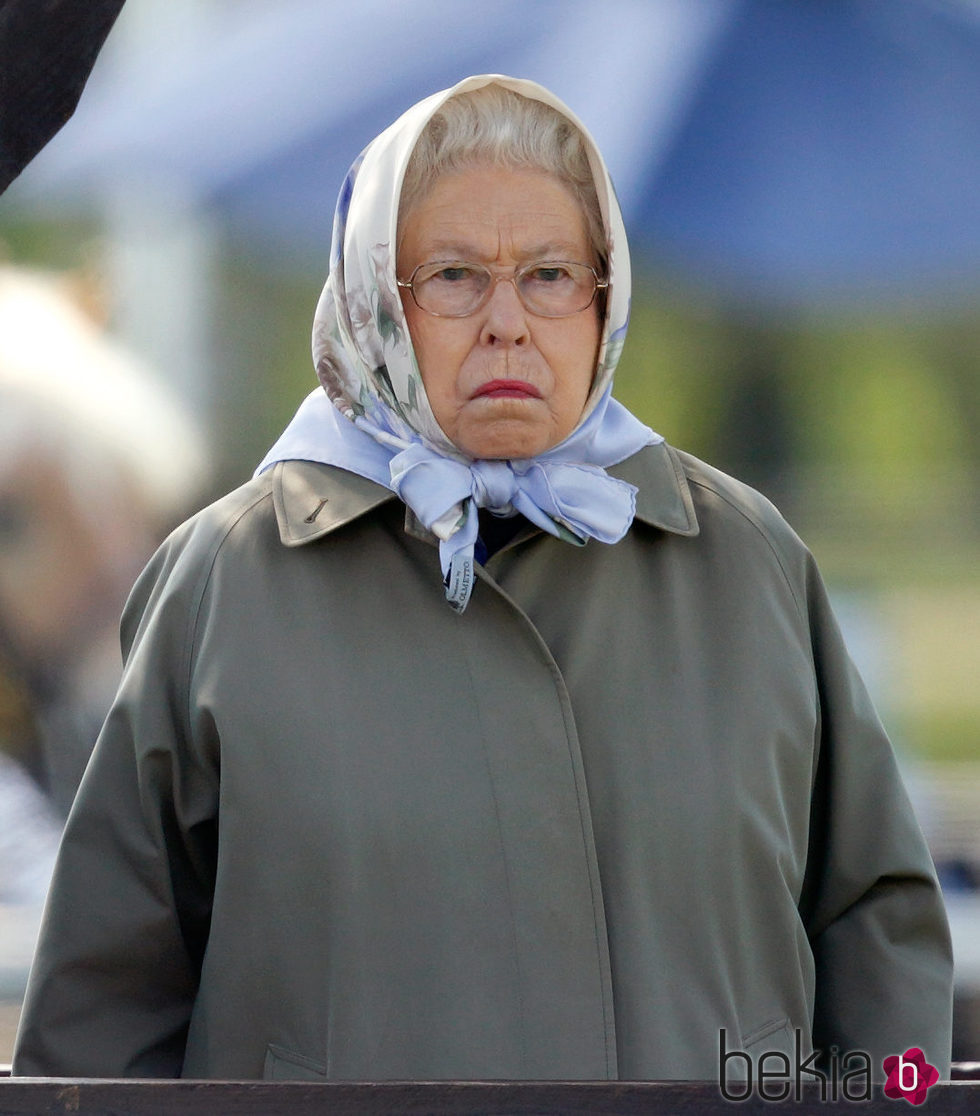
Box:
[445,553,474,613]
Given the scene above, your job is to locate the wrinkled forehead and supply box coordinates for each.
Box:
[396,169,597,271]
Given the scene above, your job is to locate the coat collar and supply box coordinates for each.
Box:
[612,440,699,536]
[272,459,393,546]
[271,441,700,548]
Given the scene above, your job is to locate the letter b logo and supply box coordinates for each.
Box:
[883,1047,938,1104]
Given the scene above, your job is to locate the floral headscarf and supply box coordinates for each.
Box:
[258,74,660,612]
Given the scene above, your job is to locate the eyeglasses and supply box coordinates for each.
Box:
[397,260,607,319]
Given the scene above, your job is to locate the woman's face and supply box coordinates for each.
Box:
[397,165,601,460]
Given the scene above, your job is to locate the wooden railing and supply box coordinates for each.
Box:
[0,1076,978,1114]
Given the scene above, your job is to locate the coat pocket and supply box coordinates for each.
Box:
[264,1042,328,1080]
[742,1016,795,1059]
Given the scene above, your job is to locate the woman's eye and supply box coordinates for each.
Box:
[435,266,475,283]
[528,266,570,283]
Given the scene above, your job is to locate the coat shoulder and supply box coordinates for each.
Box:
[673,447,810,554]
[119,471,278,655]
[666,446,819,613]
[672,448,793,535]
[167,470,278,557]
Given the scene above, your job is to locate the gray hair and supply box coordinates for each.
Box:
[398,84,605,268]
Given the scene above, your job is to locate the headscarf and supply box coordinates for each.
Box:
[258,74,660,612]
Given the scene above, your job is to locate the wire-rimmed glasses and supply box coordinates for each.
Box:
[397,260,607,319]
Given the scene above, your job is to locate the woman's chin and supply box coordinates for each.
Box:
[453,420,558,461]
[447,397,572,460]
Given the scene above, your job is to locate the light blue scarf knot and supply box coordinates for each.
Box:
[389,441,639,612]
[256,387,660,614]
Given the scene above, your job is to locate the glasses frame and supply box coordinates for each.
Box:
[396,259,608,319]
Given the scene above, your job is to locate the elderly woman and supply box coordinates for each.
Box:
[13,75,951,1083]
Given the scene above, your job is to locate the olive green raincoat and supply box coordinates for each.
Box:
[13,442,952,1080]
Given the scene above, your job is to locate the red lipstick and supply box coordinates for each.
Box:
[472,379,542,399]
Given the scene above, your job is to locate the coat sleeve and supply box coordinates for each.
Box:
[12,523,219,1077]
[796,553,954,1077]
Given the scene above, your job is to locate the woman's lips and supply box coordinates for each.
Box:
[471,379,542,400]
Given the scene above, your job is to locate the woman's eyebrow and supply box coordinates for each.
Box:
[520,242,589,260]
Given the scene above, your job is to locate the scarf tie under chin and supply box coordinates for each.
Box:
[256,387,660,615]
[389,442,640,612]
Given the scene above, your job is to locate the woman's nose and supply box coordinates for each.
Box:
[479,276,530,345]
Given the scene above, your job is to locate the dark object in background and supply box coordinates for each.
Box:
[0,0,126,193]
